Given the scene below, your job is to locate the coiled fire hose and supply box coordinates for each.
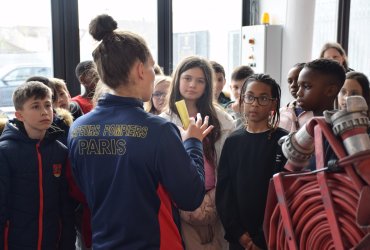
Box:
[264,96,370,250]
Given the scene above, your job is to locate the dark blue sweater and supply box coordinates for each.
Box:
[68,94,205,250]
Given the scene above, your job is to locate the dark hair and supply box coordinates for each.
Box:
[293,62,305,71]
[304,59,346,89]
[48,77,70,98]
[26,76,57,103]
[346,71,370,115]
[210,61,225,78]
[75,60,96,78]
[231,65,254,81]
[169,56,221,163]
[89,14,152,89]
[239,74,281,133]
[13,81,52,110]
[154,64,164,75]
[319,42,349,71]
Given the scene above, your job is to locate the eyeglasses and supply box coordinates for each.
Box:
[152,92,167,99]
[243,94,275,106]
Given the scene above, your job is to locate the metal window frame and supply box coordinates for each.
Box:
[337,0,351,52]
[51,0,80,97]
[157,0,173,75]
[242,0,251,26]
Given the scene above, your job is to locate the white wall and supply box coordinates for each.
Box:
[259,0,316,106]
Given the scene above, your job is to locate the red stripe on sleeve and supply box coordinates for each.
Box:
[156,184,184,250]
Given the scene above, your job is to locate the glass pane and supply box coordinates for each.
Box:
[348,0,370,77]
[172,0,242,80]
[0,0,53,109]
[78,0,158,62]
[311,0,339,59]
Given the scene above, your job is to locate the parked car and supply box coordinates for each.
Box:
[0,64,52,107]
[0,106,15,119]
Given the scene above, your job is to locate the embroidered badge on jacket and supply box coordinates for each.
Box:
[53,164,62,177]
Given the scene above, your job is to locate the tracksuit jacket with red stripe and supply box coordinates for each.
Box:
[67,94,206,250]
[0,120,76,250]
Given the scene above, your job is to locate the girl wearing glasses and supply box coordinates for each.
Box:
[161,56,235,250]
[216,74,287,250]
[145,75,171,115]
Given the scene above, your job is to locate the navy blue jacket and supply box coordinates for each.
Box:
[0,120,75,250]
[68,94,205,250]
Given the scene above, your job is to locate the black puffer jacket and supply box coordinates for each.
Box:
[0,119,75,250]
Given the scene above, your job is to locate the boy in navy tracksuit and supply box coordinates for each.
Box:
[68,14,212,249]
[0,81,75,249]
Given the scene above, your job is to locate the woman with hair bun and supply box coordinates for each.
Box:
[68,14,213,250]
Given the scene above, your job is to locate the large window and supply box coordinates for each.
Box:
[311,0,339,59]
[172,0,242,80]
[78,0,158,62]
[0,0,53,108]
[348,0,370,77]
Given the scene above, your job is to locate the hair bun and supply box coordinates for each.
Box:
[89,14,118,41]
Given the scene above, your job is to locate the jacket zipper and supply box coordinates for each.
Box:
[36,143,44,250]
[4,220,9,250]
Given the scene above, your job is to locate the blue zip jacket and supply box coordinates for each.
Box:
[0,119,75,250]
[68,94,205,250]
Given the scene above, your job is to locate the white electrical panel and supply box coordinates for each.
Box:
[241,25,283,83]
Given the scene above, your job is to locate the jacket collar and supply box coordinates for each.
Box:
[0,118,64,144]
[97,93,144,109]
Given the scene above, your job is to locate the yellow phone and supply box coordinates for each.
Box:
[175,100,190,129]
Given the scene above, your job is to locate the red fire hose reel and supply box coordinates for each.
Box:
[264,96,370,250]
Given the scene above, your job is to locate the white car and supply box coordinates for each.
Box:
[0,106,15,119]
[0,64,52,107]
